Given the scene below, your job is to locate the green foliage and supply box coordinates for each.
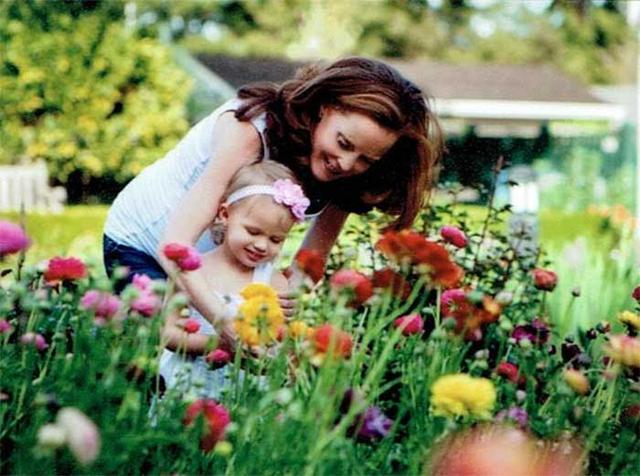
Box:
[1,189,640,473]
[0,2,193,184]
[174,0,634,85]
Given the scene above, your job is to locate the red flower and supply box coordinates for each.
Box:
[162,242,202,272]
[441,288,501,341]
[497,362,521,384]
[44,257,87,283]
[295,249,325,283]
[330,269,373,307]
[163,242,190,260]
[376,230,463,288]
[532,268,558,292]
[0,221,30,258]
[183,318,201,334]
[394,314,424,335]
[440,225,468,248]
[206,348,232,369]
[184,399,231,452]
[371,268,411,299]
[313,324,353,358]
[632,286,640,302]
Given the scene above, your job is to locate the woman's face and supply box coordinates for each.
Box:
[309,107,399,182]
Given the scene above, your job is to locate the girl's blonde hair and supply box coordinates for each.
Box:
[211,161,300,244]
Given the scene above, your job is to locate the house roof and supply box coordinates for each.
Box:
[195,54,625,125]
[196,53,601,103]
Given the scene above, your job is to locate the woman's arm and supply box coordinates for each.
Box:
[157,112,262,330]
[287,203,349,288]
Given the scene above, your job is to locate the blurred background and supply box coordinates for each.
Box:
[0,0,638,266]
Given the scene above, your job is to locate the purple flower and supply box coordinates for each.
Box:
[356,406,393,442]
[512,319,549,345]
[496,407,529,429]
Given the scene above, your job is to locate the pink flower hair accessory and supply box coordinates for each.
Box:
[226,178,310,221]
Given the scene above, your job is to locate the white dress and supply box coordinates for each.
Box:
[158,261,273,400]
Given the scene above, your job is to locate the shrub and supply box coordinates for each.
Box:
[0,3,192,188]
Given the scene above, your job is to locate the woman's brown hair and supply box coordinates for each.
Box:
[235,57,443,229]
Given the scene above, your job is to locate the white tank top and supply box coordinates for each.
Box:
[104,98,270,258]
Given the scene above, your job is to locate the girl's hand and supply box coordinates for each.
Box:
[278,290,297,319]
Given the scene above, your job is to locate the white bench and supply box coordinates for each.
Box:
[0,161,66,213]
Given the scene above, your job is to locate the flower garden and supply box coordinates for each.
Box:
[1,197,640,475]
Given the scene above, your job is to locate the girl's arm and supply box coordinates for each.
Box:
[157,112,262,333]
[162,311,213,355]
[287,203,349,288]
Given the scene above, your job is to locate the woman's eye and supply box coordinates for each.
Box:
[338,136,353,151]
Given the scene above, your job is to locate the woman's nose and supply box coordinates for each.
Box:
[337,152,359,173]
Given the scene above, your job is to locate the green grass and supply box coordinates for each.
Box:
[0,205,108,266]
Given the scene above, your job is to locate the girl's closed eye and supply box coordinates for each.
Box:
[270,236,284,245]
[246,227,260,236]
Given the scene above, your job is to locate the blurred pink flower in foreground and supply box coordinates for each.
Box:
[56,407,101,466]
[20,332,48,351]
[129,273,162,317]
[80,290,121,323]
[429,424,583,476]
[0,221,30,258]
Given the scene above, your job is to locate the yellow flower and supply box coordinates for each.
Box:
[563,369,590,395]
[431,374,496,419]
[288,320,311,339]
[618,311,640,331]
[235,283,284,346]
[605,335,640,368]
[240,283,278,301]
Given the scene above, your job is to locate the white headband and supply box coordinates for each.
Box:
[226,179,310,221]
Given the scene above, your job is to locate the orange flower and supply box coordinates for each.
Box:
[312,324,353,359]
[295,249,325,283]
[376,230,463,288]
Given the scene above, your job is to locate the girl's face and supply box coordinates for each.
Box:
[309,107,399,182]
[219,196,294,269]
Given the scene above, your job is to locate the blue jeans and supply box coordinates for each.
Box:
[103,235,167,292]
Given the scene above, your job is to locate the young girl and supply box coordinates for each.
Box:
[159,161,307,399]
[104,56,442,332]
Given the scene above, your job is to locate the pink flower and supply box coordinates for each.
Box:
[532,268,558,291]
[394,314,424,335]
[80,290,121,322]
[440,225,468,248]
[56,407,101,466]
[178,248,202,271]
[330,269,373,307]
[163,243,202,271]
[440,288,467,309]
[184,399,231,452]
[272,179,310,221]
[132,273,153,291]
[183,318,201,334]
[44,257,87,283]
[0,221,30,257]
[20,332,48,351]
[131,291,161,317]
[0,319,13,334]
